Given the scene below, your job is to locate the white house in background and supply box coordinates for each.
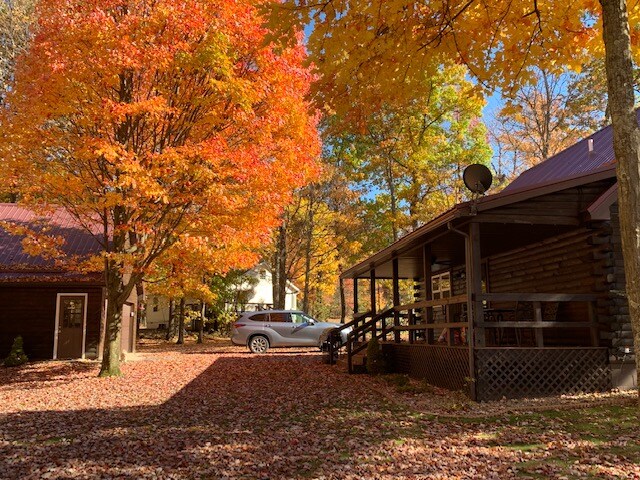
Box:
[143,264,300,329]
[229,264,300,312]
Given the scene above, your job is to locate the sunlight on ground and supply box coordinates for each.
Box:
[0,337,638,479]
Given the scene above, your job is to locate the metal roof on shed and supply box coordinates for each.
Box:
[0,204,103,269]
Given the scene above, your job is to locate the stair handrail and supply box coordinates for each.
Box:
[324,310,373,364]
[345,307,395,372]
[347,307,395,339]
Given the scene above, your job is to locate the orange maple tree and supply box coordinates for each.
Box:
[0,0,320,375]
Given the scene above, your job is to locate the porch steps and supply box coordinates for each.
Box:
[335,349,367,373]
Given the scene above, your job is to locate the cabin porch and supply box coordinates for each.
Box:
[336,207,618,401]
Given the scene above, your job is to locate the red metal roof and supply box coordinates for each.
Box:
[502,112,634,192]
[0,204,103,270]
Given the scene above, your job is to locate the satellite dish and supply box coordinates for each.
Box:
[463,164,493,194]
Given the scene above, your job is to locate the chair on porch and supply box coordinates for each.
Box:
[542,301,560,322]
[513,301,535,346]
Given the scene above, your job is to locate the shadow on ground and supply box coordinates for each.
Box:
[1,348,638,479]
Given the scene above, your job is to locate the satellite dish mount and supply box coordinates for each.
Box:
[462,164,493,215]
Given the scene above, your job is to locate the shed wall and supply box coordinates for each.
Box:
[0,283,103,359]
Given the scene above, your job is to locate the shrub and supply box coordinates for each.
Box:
[366,336,387,375]
[4,336,28,367]
[208,310,237,336]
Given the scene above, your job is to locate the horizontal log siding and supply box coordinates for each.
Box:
[0,283,103,359]
[608,204,633,351]
[487,228,606,346]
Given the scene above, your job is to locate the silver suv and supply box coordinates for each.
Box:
[231,310,351,353]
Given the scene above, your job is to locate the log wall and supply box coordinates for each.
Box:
[486,227,607,346]
[607,204,634,351]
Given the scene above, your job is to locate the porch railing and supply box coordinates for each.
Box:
[336,292,600,375]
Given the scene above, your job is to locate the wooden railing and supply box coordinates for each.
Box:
[345,307,395,373]
[394,295,469,346]
[476,293,599,347]
[334,292,600,374]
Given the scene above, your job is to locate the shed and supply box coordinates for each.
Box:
[0,204,136,360]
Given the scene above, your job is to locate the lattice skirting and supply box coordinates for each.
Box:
[383,344,471,394]
[475,348,611,401]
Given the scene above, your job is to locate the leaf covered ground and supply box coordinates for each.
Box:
[0,338,638,479]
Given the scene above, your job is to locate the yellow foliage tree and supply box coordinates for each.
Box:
[276,0,640,404]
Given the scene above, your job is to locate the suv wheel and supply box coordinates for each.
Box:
[248,335,269,354]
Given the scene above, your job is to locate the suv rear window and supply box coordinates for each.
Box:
[249,313,269,322]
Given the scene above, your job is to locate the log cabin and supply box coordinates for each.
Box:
[337,120,637,401]
[0,204,136,361]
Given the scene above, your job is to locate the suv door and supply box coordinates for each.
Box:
[290,313,322,346]
[264,312,293,346]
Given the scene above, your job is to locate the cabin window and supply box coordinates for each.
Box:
[152,297,159,312]
[259,269,267,280]
[431,272,451,300]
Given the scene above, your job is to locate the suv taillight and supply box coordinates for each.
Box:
[234,323,246,329]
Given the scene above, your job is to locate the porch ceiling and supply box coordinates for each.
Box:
[347,222,576,280]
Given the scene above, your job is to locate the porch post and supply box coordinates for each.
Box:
[369,268,376,315]
[588,301,600,347]
[369,268,377,340]
[468,222,485,347]
[423,243,433,344]
[465,222,483,402]
[353,278,359,315]
[392,257,401,343]
[533,301,544,347]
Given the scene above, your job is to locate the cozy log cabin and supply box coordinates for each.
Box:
[337,120,637,401]
[0,204,136,361]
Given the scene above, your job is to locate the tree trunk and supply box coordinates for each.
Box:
[273,223,287,309]
[386,160,398,242]
[302,194,314,312]
[165,298,175,340]
[99,265,126,377]
[135,280,144,336]
[600,0,640,405]
[339,274,346,323]
[272,250,279,308]
[177,297,185,344]
[197,301,205,344]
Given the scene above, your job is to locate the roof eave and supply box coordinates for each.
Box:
[340,166,617,280]
[340,205,470,279]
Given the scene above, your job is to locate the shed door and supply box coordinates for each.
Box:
[56,295,86,359]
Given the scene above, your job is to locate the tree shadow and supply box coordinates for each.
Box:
[0,361,96,389]
[1,354,345,478]
[2,352,609,479]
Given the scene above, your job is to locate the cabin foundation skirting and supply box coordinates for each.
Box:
[382,344,611,402]
[474,348,610,401]
[382,344,471,395]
